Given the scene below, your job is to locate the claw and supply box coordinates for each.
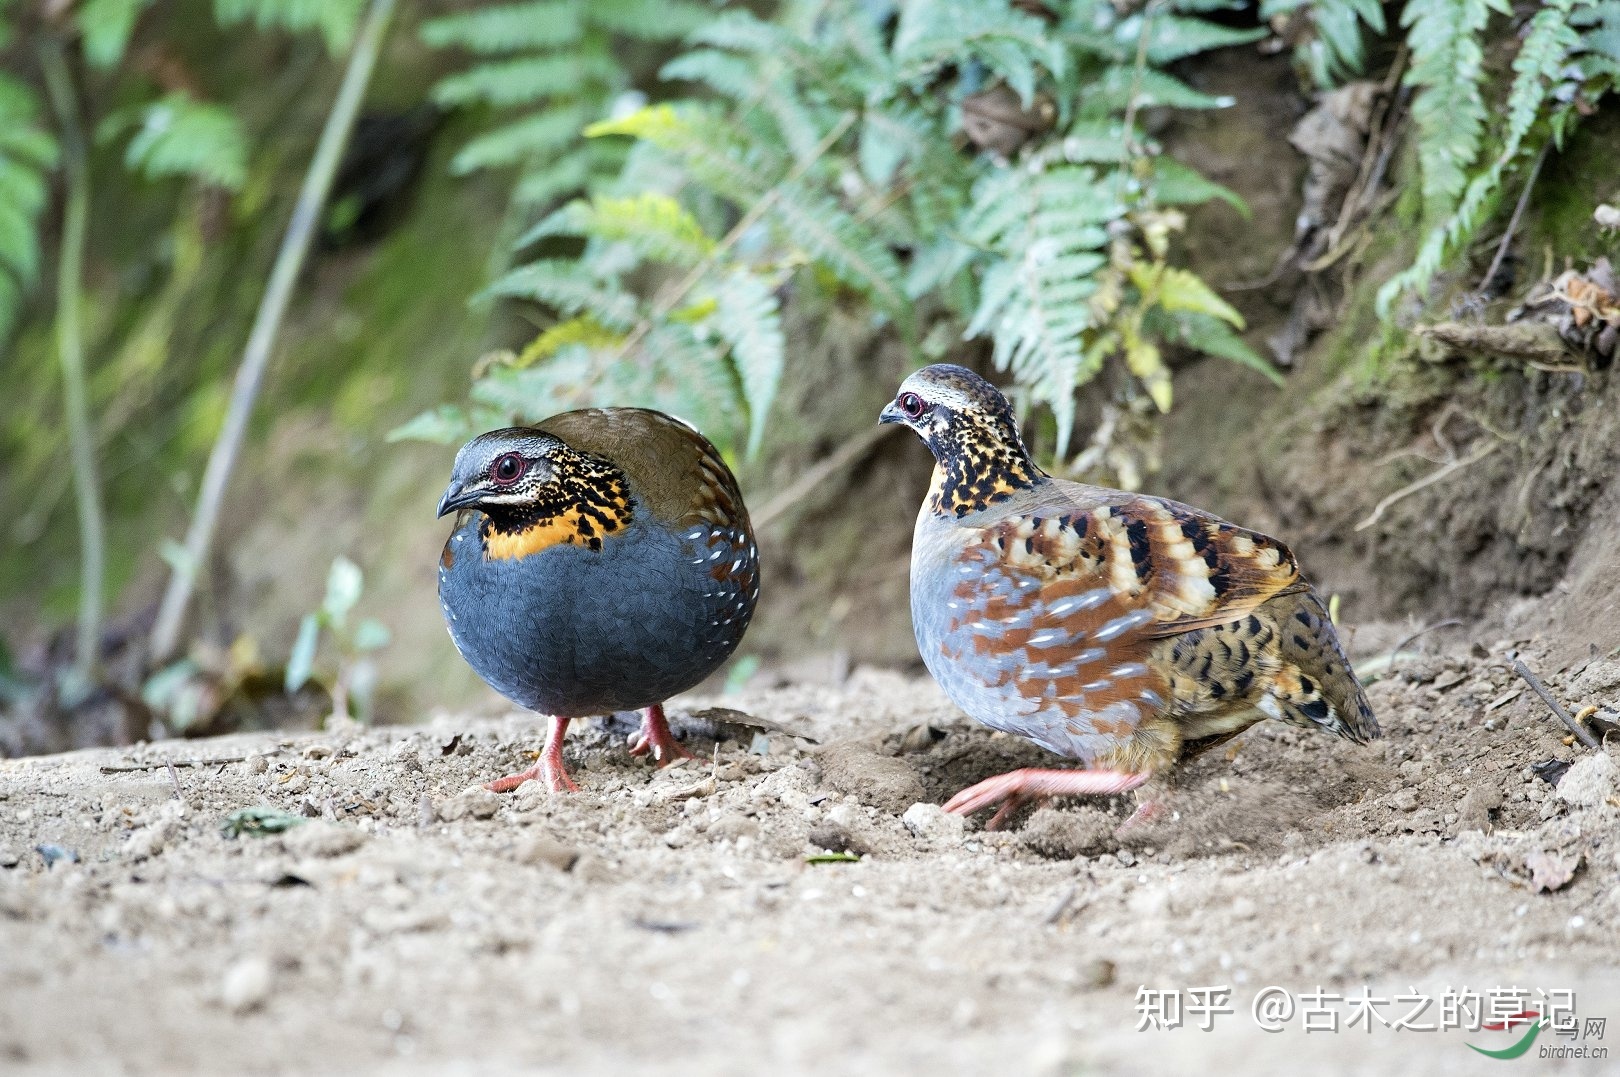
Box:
[943,768,1151,830]
[486,715,579,793]
[627,704,698,767]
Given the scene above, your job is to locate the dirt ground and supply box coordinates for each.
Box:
[4,628,1619,1075]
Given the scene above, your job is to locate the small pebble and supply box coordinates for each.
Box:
[221,956,274,1014]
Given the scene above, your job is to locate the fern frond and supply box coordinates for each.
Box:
[524,192,716,266]
[78,0,156,68]
[483,259,641,327]
[1111,12,1268,66]
[711,268,785,456]
[420,1,582,53]
[1401,0,1504,225]
[449,104,589,175]
[893,0,1066,105]
[432,52,621,109]
[0,74,56,340]
[213,0,363,53]
[1379,0,1580,313]
[585,0,713,41]
[516,315,625,367]
[964,165,1118,453]
[768,181,907,312]
[102,92,249,190]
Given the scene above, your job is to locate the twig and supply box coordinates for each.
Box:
[38,36,106,691]
[1354,439,1501,531]
[1474,143,1550,299]
[605,111,858,366]
[99,750,282,773]
[1507,651,1599,749]
[1355,619,1463,680]
[1042,883,1080,926]
[150,0,399,662]
[165,759,184,800]
[752,423,896,531]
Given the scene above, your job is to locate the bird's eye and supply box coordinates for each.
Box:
[898,391,926,418]
[491,452,527,486]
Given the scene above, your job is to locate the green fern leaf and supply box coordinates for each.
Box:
[449,104,589,175]
[1400,0,1503,224]
[893,0,1066,105]
[420,1,582,53]
[432,52,622,109]
[768,181,906,312]
[523,192,716,266]
[1112,13,1268,65]
[711,269,785,457]
[103,92,249,190]
[213,0,363,53]
[963,165,1119,453]
[585,0,713,40]
[78,0,156,68]
[483,259,641,327]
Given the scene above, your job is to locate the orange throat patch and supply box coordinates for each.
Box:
[481,493,632,560]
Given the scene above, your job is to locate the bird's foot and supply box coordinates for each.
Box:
[626,704,698,767]
[486,715,578,793]
[944,768,1151,830]
[1115,797,1167,833]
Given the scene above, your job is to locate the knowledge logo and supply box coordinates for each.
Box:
[1467,1010,1544,1060]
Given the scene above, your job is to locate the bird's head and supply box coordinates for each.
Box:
[437,428,633,555]
[879,364,1046,516]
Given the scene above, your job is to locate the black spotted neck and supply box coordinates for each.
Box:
[925,414,1048,518]
[480,448,635,559]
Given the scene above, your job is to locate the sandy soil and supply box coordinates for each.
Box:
[4,641,1619,1075]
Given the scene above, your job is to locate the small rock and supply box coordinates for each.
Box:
[706,815,759,843]
[901,802,966,844]
[1230,897,1258,920]
[1555,753,1616,808]
[513,834,580,871]
[247,754,269,775]
[1390,790,1419,812]
[813,744,925,814]
[221,956,274,1014]
[1457,784,1502,833]
[437,787,503,821]
[1078,958,1116,988]
[808,823,869,856]
[1525,850,1581,893]
[282,821,366,858]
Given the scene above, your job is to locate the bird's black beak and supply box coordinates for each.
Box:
[878,400,905,425]
[436,483,481,518]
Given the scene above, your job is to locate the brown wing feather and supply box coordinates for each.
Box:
[979,492,1303,640]
[537,408,747,529]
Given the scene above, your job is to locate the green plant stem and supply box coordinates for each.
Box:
[38,37,106,690]
[150,0,398,663]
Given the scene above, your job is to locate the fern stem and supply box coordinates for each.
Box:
[150,0,398,663]
[606,110,856,365]
[1474,141,1548,299]
[38,36,106,691]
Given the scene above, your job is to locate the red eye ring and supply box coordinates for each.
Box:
[898,391,925,418]
[491,452,527,486]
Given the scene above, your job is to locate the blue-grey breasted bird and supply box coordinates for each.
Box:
[436,408,759,792]
[881,364,1377,828]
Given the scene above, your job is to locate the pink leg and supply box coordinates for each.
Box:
[626,704,698,767]
[486,715,579,793]
[943,768,1151,830]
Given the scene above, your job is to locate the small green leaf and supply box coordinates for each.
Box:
[221,807,308,838]
[286,613,321,693]
[806,851,861,864]
[353,618,391,652]
[322,557,363,622]
[1153,267,1246,328]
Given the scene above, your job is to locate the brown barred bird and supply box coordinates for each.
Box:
[436,409,759,793]
[881,365,1377,829]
